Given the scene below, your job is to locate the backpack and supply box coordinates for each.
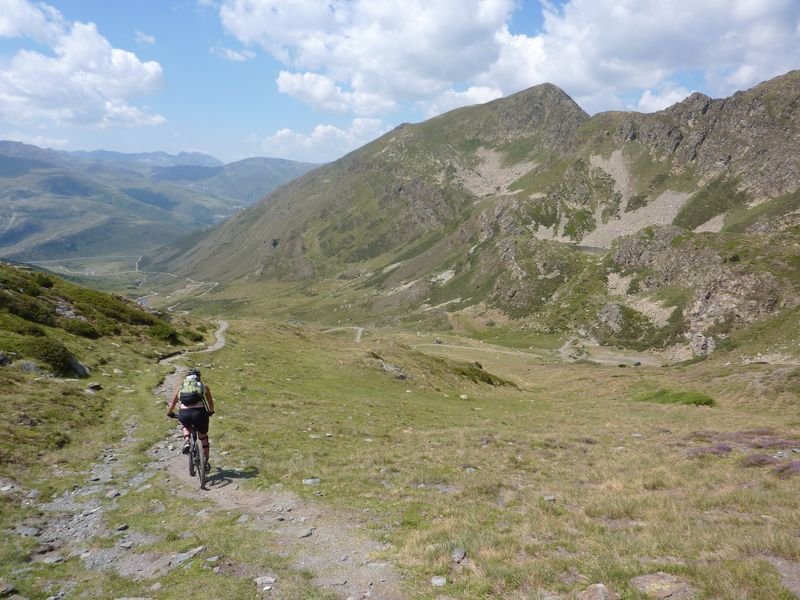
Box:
[179,377,205,405]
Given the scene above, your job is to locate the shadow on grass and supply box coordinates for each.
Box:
[206,465,259,489]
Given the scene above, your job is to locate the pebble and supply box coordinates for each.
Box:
[303,478,320,486]
[542,495,557,503]
[120,541,134,549]
[206,556,219,563]
[254,576,277,586]
[150,583,162,592]
[299,528,314,538]
[459,394,468,400]
[236,514,249,524]
[213,566,221,574]
[431,576,447,587]
[451,548,466,564]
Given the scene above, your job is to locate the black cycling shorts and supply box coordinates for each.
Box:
[178,407,209,435]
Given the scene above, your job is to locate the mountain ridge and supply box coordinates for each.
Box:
[146,71,800,359]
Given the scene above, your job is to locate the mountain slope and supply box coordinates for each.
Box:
[0,143,316,260]
[147,72,800,360]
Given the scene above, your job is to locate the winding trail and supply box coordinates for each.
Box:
[323,326,365,343]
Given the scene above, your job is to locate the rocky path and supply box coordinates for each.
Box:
[13,318,404,599]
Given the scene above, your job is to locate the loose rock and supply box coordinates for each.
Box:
[577,583,620,600]
[451,548,466,564]
[629,572,697,599]
[431,576,447,587]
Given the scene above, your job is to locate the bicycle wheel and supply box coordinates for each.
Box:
[197,443,207,488]
[188,431,196,477]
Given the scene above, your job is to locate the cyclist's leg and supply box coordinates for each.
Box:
[176,409,192,452]
[196,411,211,459]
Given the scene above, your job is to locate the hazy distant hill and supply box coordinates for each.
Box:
[148,70,800,359]
[0,142,316,260]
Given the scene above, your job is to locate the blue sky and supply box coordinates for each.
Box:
[0,0,798,163]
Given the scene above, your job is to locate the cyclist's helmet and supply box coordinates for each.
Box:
[188,367,201,379]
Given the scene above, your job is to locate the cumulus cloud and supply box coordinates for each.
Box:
[637,84,691,112]
[217,0,800,117]
[219,0,515,114]
[424,86,503,118]
[260,117,389,162]
[276,71,395,114]
[135,30,155,46]
[210,45,255,61]
[0,0,165,127]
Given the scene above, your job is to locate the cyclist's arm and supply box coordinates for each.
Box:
[205,386,215,413]
[166,386,179,415]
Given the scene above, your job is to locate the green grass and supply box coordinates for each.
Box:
[673,177,748,229]
[633,388,716,406]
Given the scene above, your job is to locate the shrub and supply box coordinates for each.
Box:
[33,273,54,288]
[21,336,75,375]
[0,313,45,336]
[61,319,101,339]
[185,329,204,342]
[633,388,716,407]
[150,323,180,344]
[0,291,56,325]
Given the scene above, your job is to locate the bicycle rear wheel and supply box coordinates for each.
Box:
[188,431,196,477]
[197,445,207,488]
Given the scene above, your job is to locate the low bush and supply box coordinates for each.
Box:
[150,323,180,344]
[61,318,101,339]
[633,388,716,407]
[21,336,76,375]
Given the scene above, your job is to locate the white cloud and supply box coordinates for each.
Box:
[210,45,255,61]
[479,0,800,112]
[217,0,800,117]
[260,117,389,162]
[135,30,155,46]
[0,130,68,148]
[424,86,503,118]
[276,71,394,114]
[637,84,691,112]
[0,0,165,127]
[219,0,515,113]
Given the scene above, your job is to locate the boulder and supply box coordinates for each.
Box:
[629,572,697,599]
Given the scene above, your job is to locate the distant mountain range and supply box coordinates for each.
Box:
[0,142,316,260]
[147,70,800,359]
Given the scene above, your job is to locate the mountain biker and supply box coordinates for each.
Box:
[166,368,215,472]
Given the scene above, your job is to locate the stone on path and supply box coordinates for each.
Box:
[577,583,620,600]
[0,579,17,597]
[172,545,205,566]
[629,572,697,599]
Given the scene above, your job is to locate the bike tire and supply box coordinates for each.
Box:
[188,432,196,477]
[197,444,207,488]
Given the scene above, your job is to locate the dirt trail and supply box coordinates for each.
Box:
[22,320,404,599]
[156,319,404,599]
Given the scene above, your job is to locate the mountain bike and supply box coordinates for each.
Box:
[169,414,207,489]
[186,422,207,489]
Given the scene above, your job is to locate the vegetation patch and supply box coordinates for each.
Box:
[673,177,748,229]
[633,388,716,406]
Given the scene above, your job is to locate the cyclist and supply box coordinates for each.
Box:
[166,368,215,472]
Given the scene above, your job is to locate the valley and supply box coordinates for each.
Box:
[2,71,800,599]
